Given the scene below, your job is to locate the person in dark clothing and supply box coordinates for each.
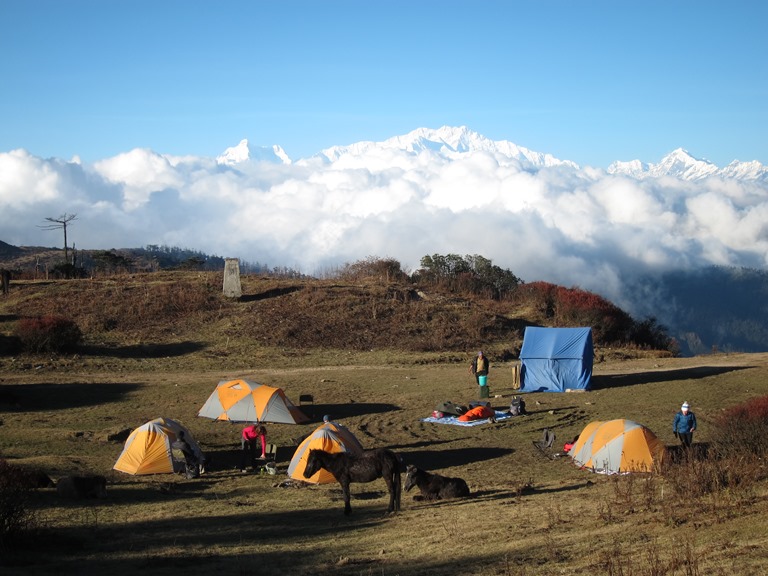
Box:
[673,401,697,448]
[172,430,201,478]
[1,268,10,296]
[469,351,490,385]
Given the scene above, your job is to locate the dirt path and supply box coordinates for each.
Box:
[594,352,768,374]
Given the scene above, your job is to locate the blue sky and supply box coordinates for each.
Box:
[2,0,766,167]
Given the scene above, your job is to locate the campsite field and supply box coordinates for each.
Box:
[2,351,768,576]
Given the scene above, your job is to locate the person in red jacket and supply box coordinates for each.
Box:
[240,423,267,472]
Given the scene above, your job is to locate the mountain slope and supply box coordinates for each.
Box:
[624,266,768,355]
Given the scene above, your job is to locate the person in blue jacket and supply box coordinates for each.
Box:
[673,401,697,448]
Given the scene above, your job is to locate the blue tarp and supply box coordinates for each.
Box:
[519,327,593,392]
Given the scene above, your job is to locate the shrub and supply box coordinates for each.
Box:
[629,316,676,353]
[712,395,768,459]
[336,256,409,283]
[553,285,635,342]
[13,315,82,353]
[0,335,22,356]
[416,253,521,299]
[664,396,768,502]
[664,452,731,498]
[0,459,35,551]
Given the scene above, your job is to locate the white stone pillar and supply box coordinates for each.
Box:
[223,258,242,298]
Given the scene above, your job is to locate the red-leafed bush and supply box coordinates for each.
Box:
[713,395,768,459]
[13,316,82,353]
[511,281,675,350]
[665,395,768,500]
[515,281,557,318]
[554,286,635,343]
[513,282,635,344]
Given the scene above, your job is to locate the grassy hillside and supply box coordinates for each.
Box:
[0,271,668,369]
[1,273,766,576]
[5,243,768,356]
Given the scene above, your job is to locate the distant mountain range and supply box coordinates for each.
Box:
[217,125,768,182]
[608,148,768,182]
[5,125,768,356]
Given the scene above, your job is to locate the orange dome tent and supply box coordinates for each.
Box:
[570,419,666,474]
[287,420,364,484]
[198,379,308,424]
[114,417,204,475]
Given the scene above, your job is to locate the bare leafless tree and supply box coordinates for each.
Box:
[39,213,78,265]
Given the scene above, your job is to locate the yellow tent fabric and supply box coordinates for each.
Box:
[197,379,308,424]
[287,421,364,484]
[113,417,204,475]
[570,419,666,474]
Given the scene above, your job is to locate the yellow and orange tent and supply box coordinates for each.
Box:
[287,420,364,484]
[197,379,308,424]
[570,419,666,474]
[113,417,204,475]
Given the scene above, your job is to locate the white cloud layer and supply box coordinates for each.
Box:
[2,142,767,319]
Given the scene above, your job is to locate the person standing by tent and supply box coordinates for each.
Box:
[673,401,697,448]
[240,423,267,472]
[469,351,490,385]
[172,430,201,479]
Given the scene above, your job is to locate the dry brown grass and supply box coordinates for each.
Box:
[1,274,767,575]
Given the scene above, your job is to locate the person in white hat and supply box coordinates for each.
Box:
[673,401,697,448]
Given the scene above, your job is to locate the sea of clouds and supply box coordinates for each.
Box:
[1,141,767,319]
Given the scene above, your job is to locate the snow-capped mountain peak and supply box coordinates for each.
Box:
[608,147,766,182]
[606,159,650,178]
[720,159,767,180]
[216,139,250,165]
[651,148,718,179]
[216,139,291,166]
[315,125,579,169]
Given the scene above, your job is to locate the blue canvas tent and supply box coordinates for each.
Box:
[519,327,593,392]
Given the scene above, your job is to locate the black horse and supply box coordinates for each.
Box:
[303,448,402,516]
[404,464,470,501]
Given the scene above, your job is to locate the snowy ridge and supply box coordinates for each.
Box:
[216,139,291,166]
[315,126,579,169]
[608,148,768,182]
[215,127,767,183]
[720,159,768,180]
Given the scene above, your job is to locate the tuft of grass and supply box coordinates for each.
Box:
[0,459,37,551]
[13,315,82,353]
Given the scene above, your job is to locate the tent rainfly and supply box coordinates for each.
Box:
[113,417,204,475]
[519,327,594,392]
[570,419,666,474]
[287,420,364,484]
[198,379,309,424]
